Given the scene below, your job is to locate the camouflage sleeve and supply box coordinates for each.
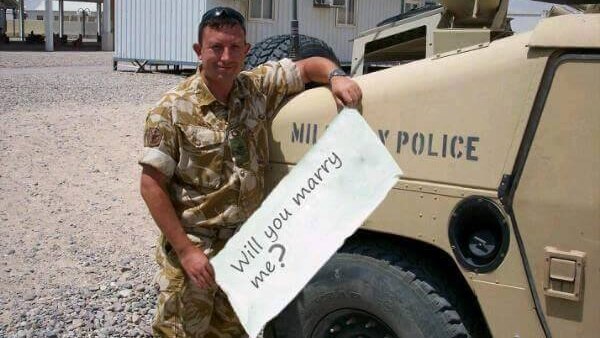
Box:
[138,99,179,178]
[254,58,304,119]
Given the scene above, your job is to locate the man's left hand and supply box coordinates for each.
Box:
[330,76,362,109]
[295,57,363,109]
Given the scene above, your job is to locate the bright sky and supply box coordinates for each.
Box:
[508,0,556,32]
[509,0,554,13]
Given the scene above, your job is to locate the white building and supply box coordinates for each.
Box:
[22,0,98,20]
[5,0,101,38]
[114,0,433,68]
[2,0,113,51]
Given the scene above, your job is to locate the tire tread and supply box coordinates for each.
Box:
[341,243,472,338]
[244,34,339,70]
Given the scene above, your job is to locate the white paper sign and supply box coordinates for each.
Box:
[211,108,402,337]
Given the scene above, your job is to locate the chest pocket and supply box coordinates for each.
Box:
[177,124,226,190]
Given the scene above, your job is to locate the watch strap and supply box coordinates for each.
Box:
[328,68,348,83]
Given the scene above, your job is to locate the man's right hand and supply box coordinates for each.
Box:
[178,245,216,289]
[141,166,216,289]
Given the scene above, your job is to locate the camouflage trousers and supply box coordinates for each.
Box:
[152,234,247,338]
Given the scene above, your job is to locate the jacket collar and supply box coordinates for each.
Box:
[192,65,250,107]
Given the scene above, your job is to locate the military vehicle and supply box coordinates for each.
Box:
[262,0,600,337]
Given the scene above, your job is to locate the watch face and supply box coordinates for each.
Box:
[331,69,346,77]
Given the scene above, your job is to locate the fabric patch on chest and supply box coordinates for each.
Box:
[145,127,163,147]
[228,129,250,166]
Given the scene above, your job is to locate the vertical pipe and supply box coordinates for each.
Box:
[97,2,101,38]
[289,0,299,60]
[292,0,298,20]
[102,0,112,50]
[19,0,24,41]
[472,0,480,18]
[45,0,53,51]
[82,10,89,37]
[1,9,5,36]
[58,0,63,37]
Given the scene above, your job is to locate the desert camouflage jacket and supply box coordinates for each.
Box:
[139,59,304,234]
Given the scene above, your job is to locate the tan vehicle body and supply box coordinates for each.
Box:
[266,13,599,338]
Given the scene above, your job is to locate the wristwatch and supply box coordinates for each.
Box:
[328,68,348,83]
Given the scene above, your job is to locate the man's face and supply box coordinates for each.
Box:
[193,24,250,83]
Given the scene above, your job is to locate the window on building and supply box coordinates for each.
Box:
[249,0,274,20]
[36,15,44,21]
[54,16,59,21]
[88,17,95,22]
[336,0,356,26]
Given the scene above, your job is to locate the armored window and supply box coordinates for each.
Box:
[249,0,274,20]
[336,0,356,26]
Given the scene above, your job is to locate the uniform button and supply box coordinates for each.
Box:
[239,170,246,178]
[258,114,266,120]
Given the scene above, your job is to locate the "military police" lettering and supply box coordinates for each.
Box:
[291,122,480,161]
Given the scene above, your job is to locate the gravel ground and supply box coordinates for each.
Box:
[0,52,188,111]
[0,51,186,337]
[0,52,116,69]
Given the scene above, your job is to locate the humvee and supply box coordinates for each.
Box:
[263,1,600,337]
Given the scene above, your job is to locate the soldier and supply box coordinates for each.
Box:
[139,6,362,337]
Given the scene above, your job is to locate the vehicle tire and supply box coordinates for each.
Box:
[266,246,472,338]
[244,34,339,70]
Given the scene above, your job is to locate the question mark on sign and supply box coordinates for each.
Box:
[269,244,286,268]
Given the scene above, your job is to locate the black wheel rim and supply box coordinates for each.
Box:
[311,309,398,338]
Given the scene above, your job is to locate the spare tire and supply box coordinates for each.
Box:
[244,34,339,70]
